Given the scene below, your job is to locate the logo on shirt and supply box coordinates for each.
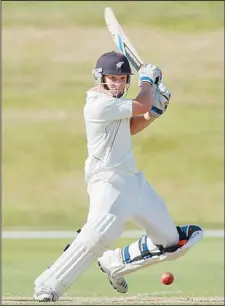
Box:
[116,61,124,69]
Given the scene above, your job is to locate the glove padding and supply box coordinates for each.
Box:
[150,82,171,118]
[138,64,162,87]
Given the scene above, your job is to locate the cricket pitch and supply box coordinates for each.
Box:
[2,296,224,305]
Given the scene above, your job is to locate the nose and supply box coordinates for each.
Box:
[115,79,126,85]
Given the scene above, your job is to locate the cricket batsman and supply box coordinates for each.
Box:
[34,51,203,301]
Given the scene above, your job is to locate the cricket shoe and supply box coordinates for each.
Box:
[34,286,58,302]
[98,252,128,294]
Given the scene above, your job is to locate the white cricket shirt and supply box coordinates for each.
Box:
[84,89,138,183]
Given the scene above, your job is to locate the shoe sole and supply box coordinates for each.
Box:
[37,297,53,302]
[34,292,54,302]
[97,261,127,294]
[98,260,105,273]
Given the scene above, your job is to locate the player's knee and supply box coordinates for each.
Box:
[151,227,179,248]
[75,213,124,257]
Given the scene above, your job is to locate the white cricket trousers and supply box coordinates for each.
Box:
[87,170,179,248]
[34,170,179,299]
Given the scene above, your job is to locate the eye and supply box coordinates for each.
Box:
[120,76,127,81]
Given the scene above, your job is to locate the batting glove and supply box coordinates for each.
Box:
[138,64,162,87]
[150,82,171,118]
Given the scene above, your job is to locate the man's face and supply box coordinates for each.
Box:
[104,74,128,97]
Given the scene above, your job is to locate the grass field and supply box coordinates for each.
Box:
[2,1,224,230]
[2,237,224,305]
[2,2,224,305]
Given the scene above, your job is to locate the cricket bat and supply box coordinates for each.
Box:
[104,7,144,72]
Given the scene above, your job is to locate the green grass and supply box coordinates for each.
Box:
[2,103,224,229]
[2,1,224,230]
[2,1,224,32]
[2,238,224,298]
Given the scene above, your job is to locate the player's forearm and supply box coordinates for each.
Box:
[130,112,157,135]
[133,83,153,115]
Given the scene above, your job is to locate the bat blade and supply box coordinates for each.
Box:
[104,7,143,72]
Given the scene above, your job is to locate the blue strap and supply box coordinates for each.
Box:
[142,235,151,259]
[151,106,163,116]
[123,246,131,263]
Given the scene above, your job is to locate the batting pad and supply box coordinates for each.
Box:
[34,213,124,299]
[110,225,203,278]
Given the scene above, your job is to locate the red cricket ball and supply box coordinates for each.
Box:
[161,272,174,285]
